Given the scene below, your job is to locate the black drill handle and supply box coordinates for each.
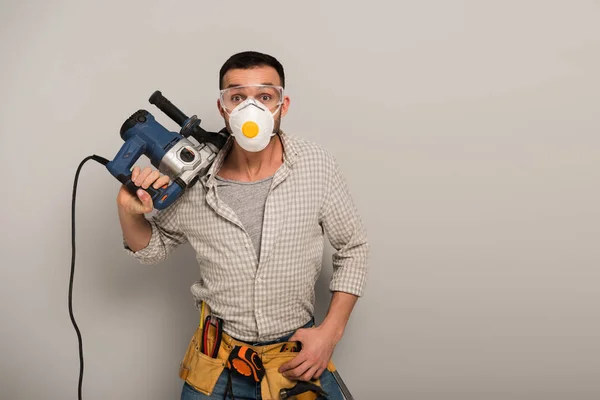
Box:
[149,90,188,127]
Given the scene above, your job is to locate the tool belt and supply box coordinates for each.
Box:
[178,302,336,400]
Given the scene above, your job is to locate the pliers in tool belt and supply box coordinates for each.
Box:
[201,315,222,358]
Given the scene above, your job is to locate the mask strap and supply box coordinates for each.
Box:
[271,103,282,116]
[270,104,283,136]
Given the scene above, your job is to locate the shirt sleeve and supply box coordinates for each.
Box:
[122,198,188,265]
[320,155,370,297]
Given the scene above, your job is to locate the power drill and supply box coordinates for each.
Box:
[68,90,228,400]
[105,90,228,209]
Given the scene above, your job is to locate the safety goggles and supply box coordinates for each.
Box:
[219,84,284,113]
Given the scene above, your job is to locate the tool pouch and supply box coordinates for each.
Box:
[178,302,230,396]
[179,303,335,399]
[178,321,229,396]
[179,328,336,398]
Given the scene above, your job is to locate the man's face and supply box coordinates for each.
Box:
[218,65,290,135]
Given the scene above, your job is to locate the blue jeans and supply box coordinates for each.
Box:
[180,320,345,400]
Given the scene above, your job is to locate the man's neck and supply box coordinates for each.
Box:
[218,134,284,182]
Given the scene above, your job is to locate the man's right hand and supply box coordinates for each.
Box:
[117,166,171,215]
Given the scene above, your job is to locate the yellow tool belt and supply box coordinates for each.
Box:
[178,303,336,400]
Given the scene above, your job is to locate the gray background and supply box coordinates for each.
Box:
[1,0,599,399]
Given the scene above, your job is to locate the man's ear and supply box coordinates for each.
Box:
[217,99,227,118]
[280,96,291,118]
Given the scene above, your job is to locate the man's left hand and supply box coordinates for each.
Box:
[278,325,339,381]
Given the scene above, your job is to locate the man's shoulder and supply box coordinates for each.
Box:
[281,131,336,166]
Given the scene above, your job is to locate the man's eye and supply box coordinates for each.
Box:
[260,95,272,102]
[231,95,243,102]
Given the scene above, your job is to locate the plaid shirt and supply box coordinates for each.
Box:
[124,131,369,341]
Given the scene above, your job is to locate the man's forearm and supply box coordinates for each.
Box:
[319,291,359,343]
[118,207,152,252]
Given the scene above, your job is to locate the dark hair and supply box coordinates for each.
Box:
[219,51,285,89]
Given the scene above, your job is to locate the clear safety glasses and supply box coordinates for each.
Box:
[219,84,284,113]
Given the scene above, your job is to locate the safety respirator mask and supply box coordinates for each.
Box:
[220,84,284,152]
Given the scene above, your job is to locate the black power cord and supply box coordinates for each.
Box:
[70,155,109,400]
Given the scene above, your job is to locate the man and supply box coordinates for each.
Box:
[117,51,369,399]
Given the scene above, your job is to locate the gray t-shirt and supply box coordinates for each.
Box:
[214,174,273,260]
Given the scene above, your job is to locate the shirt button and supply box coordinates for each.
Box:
[245,243,249,249]
[256,310,262,316]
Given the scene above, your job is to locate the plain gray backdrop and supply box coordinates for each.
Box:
[1,1,599,399]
